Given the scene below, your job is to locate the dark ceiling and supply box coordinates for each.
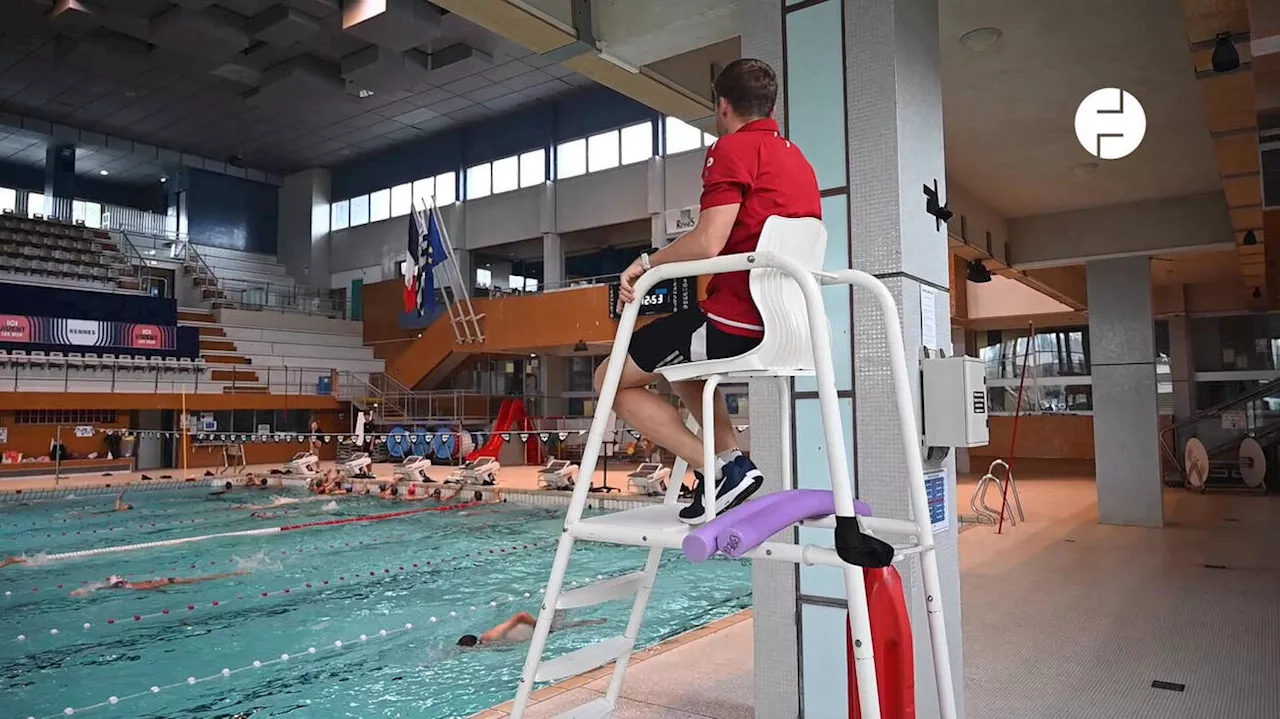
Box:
[0,0,593,180]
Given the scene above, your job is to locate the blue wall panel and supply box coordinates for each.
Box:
[331,86,657,200]
[185,169,279,254]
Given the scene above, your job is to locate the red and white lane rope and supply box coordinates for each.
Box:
[25,502,485,564]
[4,509,517,596]
[10,536,557,644]
[24,571,753,719]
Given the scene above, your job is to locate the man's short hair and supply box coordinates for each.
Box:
[457,634,479,647]
[713,58,778,120]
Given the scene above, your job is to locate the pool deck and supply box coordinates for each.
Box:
[471,474,1280,719]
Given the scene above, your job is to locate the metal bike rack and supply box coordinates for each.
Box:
[963,459,1025,526]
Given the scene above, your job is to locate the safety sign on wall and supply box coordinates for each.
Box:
[924,468,949,534]
[74,426,95,438]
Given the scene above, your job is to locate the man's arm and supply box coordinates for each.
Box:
[617,204,740,305]
[480,612,537,643]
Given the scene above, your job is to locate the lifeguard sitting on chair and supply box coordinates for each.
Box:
[594,57,823,525]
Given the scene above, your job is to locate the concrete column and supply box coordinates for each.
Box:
[744,2,962,716]
[1167,313,1194,424]
[541,355,569,416]
[44,144,76,221]
[1087,256,1163,527]
[276,168,331,291]
[543,232,564,288]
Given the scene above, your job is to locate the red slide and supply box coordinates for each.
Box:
[466,399,528,462]
[848,566,916,719]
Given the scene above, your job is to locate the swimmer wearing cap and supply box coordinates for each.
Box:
[457,610,604,648]
[71,570,249,596]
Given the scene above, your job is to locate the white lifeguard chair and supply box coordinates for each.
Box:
[510,217,957,719]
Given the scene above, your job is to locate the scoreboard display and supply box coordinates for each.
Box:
[607,277,697,319]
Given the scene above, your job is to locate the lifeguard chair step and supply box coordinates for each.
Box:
[557,572,645,609]
[535,636,632,683]
[553,697,614,719]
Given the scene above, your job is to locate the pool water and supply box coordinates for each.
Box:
[0,487,751,719]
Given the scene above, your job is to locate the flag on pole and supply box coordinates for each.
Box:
[402,205,449,316]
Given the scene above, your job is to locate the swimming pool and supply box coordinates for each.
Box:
[0,487,751,719]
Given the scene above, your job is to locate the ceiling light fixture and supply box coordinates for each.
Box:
[573,340,588,353]
[160,176,168,183]
[358,89,375,99]
[1243,229,1258,246]
[1212,32,1240,72]
[966,259,993,283]
[959,27,1003,52]
[99,169,109,176]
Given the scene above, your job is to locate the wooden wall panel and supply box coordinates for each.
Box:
[0,410,128,459]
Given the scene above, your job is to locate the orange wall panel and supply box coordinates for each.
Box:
[0,411,128,459]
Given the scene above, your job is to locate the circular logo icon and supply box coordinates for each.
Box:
[1074,88,1146,160]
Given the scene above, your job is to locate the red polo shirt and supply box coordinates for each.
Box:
[699,118,822,338]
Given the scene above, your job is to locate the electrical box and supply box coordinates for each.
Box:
[922,356,989,448]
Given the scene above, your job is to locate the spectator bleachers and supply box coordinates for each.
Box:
[0,210,138,291]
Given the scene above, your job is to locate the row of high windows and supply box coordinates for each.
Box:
[329,117,717,232]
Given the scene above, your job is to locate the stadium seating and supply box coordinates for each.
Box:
[0,211,137,291]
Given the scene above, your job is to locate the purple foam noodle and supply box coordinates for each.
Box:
[681,490,873,563]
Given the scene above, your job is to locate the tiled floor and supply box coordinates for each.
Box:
[472,476,1280,718]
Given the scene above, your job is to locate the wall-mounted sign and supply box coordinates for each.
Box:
[0,315,175,351]
[74,426,95,438]
[608,277,697,320]
[664,206,699,235]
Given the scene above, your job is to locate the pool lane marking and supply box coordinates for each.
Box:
[10,536,559,644]
[27,502,487,563]
[4,508,524,595]
[27,580,755,719]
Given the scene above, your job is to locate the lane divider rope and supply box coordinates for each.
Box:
[22,570,752,719]
[10,537,557,644]
[26,502,485,563]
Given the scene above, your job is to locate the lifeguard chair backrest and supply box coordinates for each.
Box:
[749,216,827,372]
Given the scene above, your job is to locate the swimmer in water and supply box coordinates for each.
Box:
[70,570,250,596]
[114,490,133,512]
[457,610,605,648]
[0,556,28,569]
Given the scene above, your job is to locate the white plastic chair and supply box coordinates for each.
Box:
[657,216,826,384]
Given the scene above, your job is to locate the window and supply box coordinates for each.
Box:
[27,192,46,218]
[491,156,519,194]
[349,195,370,227]
[703,132,717,147]
[411,178,434,207]
[476,267,492,288]
[0,186,14,214]
[620,122,654,165]
[466,163,491,200]
[525,277,539,292]
[435,172,457,206]
[664,117,703,155]
[556,139,587,179]
[390,183,412,217]
[369,188,390,222]
[73,199,102,229]
[519,149,546,188]
[509,273,526,291]
[331,200,350,231]
[587,129,620,172]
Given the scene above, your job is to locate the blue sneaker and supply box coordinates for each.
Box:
[678,455,764,525]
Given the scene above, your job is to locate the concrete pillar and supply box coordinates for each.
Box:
[743,2,962,717]
[1167,313,1194,425]
[45,144,76,221]
[1087,256,1163,527]
[541,355,569,417]
[543,232,564,289]
[277,168,331,291]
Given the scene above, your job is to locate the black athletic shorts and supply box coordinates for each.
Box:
[628,307,762,373]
